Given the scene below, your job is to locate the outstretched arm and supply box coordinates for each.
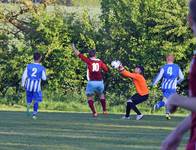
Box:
[161,115,191,150]
[72,43,91,64]
[152,68,164,86]
[167,94,196,112]
[111,61,138,79]
[72,43,80,56]
[119,69,138,79]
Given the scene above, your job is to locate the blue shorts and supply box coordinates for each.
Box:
[26,91,42,104]
[86,81,104,96]
[162,89,176,99]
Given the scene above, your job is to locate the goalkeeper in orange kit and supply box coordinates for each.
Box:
[111,60,149,120]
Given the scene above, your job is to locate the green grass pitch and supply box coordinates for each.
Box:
[0,111,188,150]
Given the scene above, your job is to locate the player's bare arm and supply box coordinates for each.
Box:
[72,43,80,56]
[101,62,109,73]
[161,115,191,150]
[167,94,196,113]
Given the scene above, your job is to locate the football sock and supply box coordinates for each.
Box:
[88,100,96,114]
[27,103,31,111]
[26,103,31,116]
[129,102,141,115]
[125,102,131,117]
[156,101,165,109]
[33,102,39,115]
[100,99,106,112]
[165,106,170,114]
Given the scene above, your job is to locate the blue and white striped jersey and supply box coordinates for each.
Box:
[22,63,46,92]
[152,64,184,90]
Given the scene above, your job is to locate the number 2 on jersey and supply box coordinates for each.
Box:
[31,68,37,77]
[92,63,99,72]
[167,67,173,76]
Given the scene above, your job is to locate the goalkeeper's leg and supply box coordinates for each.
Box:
[128,94,148,120]
[126,99,142,115]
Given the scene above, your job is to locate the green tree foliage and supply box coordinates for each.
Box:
[100,0,195,76]
[0,1,97,100]
[99,0,196,98]
[0,4,31,97]
[0,0,195,108]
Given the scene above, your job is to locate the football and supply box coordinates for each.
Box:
[111,60,121,69]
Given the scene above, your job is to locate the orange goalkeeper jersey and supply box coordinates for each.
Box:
[120,69,149,96]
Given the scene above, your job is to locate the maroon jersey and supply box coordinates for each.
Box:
[187,51,196,150]
[78,53,108,81]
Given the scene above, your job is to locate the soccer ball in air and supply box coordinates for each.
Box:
[111,60,121,69]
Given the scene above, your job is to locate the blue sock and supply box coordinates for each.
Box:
[27,103,31,111]
[156,101,165,109]
[26,103,31,116]
[33,102,39,115]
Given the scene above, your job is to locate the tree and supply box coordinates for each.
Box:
[66,0,72,6]
[0,0,195,108]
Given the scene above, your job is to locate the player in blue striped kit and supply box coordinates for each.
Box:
[152,54,184,120]
[22,52,46,119]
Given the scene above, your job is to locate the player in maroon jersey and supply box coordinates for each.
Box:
[161,0,196,149]
[72,44,109,117]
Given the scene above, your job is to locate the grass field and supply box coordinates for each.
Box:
[0,111,189,150]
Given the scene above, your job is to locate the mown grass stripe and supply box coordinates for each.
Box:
[0,111,188,150]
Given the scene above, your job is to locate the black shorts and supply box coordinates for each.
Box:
[128,93,149,105]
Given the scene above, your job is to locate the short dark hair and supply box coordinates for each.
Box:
[136,65,144,74]
[88,50,96,58]
[190,0,196,22]
[33,52,42,61]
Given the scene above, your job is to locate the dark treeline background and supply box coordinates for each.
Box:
[0,0,194,112]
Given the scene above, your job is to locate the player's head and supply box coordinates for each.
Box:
[135,65,144,74]
[88,49,96,58]
[33,52,42,62]
[166,54,175,64]
[189,0,196,36]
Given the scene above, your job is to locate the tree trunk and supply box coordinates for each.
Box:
[66,0,72,6]
[1,0,9,3]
